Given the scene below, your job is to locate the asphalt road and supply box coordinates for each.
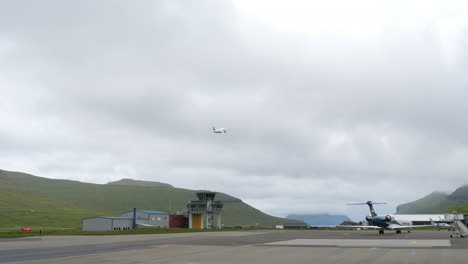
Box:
[1,230,467,263]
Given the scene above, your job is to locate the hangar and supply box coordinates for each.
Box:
[82,210,170,231]
[82,217,134,231]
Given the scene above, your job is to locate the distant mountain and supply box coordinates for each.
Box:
[286,214,351,226]
[107,178,173,188]
[396,185,468,214]
[0,169,303,228]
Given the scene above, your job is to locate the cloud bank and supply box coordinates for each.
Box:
[1,0,468,220]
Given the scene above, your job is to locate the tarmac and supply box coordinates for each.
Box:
[1,229,467,263]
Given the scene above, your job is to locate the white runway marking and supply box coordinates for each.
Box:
[263,239,451,248]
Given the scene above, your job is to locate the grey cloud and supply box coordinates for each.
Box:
[1,1,468,218]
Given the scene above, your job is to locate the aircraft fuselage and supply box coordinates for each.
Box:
[369,215,411,229]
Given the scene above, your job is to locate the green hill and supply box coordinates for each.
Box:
[396,185,468,214]
[443,186,468,214]
[444,204,468,214]
[448,186,468,203]
[0,169,300,228]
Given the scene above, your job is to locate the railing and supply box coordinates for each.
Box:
[187,208,223,213]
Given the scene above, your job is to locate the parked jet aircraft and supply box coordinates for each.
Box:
[430,218,452,229]
[340,201,432,234]
[212,127,228,133]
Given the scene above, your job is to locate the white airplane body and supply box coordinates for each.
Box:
[212,127,228,133]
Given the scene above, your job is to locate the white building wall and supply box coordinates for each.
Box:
[120,211,169,227]
[147,213,169,228]
[82,218,112,231]
[82,218,134,231]
[111,219,133,230]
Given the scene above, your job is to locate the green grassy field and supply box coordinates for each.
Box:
[0,227,271,239]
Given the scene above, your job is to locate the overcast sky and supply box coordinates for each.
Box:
[1,0,468,220]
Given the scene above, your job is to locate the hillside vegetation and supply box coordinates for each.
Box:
[0,169,300,228]
[287,214,351,226]
[396,185,468,214]
[444,204,468,214]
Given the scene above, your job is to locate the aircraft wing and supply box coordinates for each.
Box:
[338,225,382,229]
[340,224,434,230]
[387,224,433,229]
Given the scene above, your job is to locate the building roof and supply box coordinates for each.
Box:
[137,210,168,214]
[390,214,446,221]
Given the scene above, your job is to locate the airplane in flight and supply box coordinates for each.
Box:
[212,127,229,133]
[340,201,433,234]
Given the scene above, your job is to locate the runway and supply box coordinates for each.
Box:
[1,230,467,263]
[264,238,452,247]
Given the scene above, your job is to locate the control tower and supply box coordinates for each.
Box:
[187,192,224,229]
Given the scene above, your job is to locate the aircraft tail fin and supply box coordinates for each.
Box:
[347,201,386,217]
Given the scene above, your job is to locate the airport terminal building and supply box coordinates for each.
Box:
[392,214,450,225]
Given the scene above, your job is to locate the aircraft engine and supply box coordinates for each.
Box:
[385,215,393,222]
[365,215,372,222]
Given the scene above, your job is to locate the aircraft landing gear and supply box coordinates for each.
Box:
[396,230,401,234]
[379,229,384,234]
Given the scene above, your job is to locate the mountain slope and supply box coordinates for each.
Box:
[443,186,468,214]
[444,204,468,214]
[287,214,351,226]
[0,169,300,228]
[448,186,468,203]
[396,186,468,214]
